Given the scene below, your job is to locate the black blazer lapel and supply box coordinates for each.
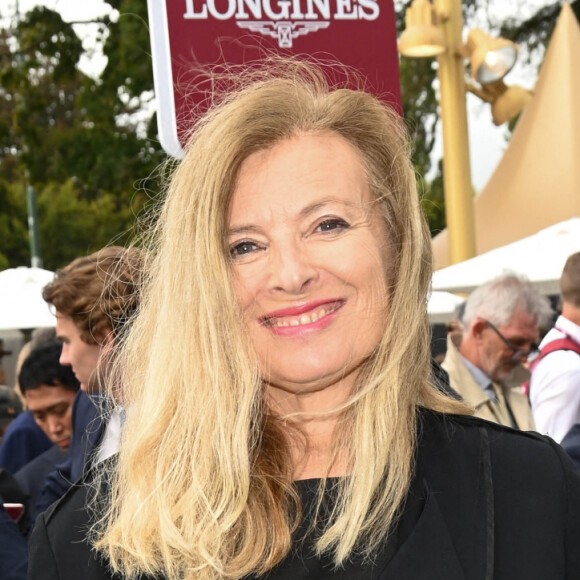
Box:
[381,489,466,579]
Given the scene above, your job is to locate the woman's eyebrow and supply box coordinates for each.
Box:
[298,198,359,219]
[227,224,263,237]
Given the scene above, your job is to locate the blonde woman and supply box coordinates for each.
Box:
[29,62,580,580]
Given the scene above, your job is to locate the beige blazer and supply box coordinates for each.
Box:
[442,335,536,430]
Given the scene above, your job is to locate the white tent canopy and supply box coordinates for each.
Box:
[0,267,56,330]
[427,291,465,324]
[432,218,580,295]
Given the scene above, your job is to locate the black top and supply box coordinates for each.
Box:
[252,475,425,580]
[28,410,580,580]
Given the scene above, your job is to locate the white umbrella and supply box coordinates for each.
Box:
[0,267,56,330]
[428,291,465,324]
[432,218,580,295]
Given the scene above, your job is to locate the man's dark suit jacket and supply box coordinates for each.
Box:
[33,391,103,520]
[14,445,65,533]
[28,411,580,580]
[0,411,51,474]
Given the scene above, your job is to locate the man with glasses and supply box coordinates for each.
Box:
[442,273,552,429]
[530,253,580,443]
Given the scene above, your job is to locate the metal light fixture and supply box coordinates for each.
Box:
[466,80,533,126]
[399,1,520,89]
[398,0,446,57]
[465,28,519,84]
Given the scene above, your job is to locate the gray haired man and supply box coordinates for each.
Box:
[442,273,552,429]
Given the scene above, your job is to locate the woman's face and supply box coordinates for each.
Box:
[228,132,391,408]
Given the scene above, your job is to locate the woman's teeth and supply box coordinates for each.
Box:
[269,306,332,327]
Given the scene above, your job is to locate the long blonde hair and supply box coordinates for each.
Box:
[94,60,467,579]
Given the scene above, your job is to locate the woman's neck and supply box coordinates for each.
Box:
[266,385,352,480]
[290,416,350,480]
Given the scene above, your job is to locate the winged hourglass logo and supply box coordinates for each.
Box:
[237,20,330,48]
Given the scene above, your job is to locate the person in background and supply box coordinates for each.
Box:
[0,397,51,474]
[442,273,552,429]
[35,245,145,515]
[17,340,79,453]
[0,386,23,443]
[14,340,80,530]
[29,61,580,580]
[530,252,580,442]
[0,334,55,474]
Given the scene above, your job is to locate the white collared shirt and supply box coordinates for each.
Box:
[530,315,580,443]
[97,406,125,463]
[458,352,497,403]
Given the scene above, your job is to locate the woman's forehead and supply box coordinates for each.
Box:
[229,133,374,223]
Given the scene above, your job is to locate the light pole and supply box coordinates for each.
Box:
[434,0,475,264]
[26,183,42,269]
[398,0,524,265]
[14,0,43,268]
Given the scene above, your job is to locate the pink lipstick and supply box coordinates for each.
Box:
[261,299,344,336]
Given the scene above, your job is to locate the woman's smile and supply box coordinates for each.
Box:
[261,299,344,333]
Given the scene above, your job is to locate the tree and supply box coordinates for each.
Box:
[0,1,166,270]
[500,1,580,58]
[0,178,29,270]
[37,179,139,268]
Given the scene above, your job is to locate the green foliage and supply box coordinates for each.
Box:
[37,179,138,269]
[500,0,579,62]
[420,160,446,237]
[399,57,439,179]
[0,179,29,269]
[0,1,166,270]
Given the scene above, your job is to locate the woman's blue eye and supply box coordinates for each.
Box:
[317,218,349,232]
[230,241,257,258]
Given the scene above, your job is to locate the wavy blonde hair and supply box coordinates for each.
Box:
[94,60,467,579]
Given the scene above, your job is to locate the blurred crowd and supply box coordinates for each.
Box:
[0,246,143,579]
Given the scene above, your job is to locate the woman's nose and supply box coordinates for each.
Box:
[269,244,318,295]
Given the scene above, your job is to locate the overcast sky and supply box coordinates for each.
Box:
[7,0,559,190]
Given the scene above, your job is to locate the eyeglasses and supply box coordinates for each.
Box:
[484,319,539,361]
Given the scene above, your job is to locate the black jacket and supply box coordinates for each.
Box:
[28,411,580,579]
[14,445,65,534]
[34,391,103,520]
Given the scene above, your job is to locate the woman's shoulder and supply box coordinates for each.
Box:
[418,408,580,493]
[420,407,561,447]
[413,409,580,578]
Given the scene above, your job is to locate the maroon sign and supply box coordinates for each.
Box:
[147,0,401,157]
